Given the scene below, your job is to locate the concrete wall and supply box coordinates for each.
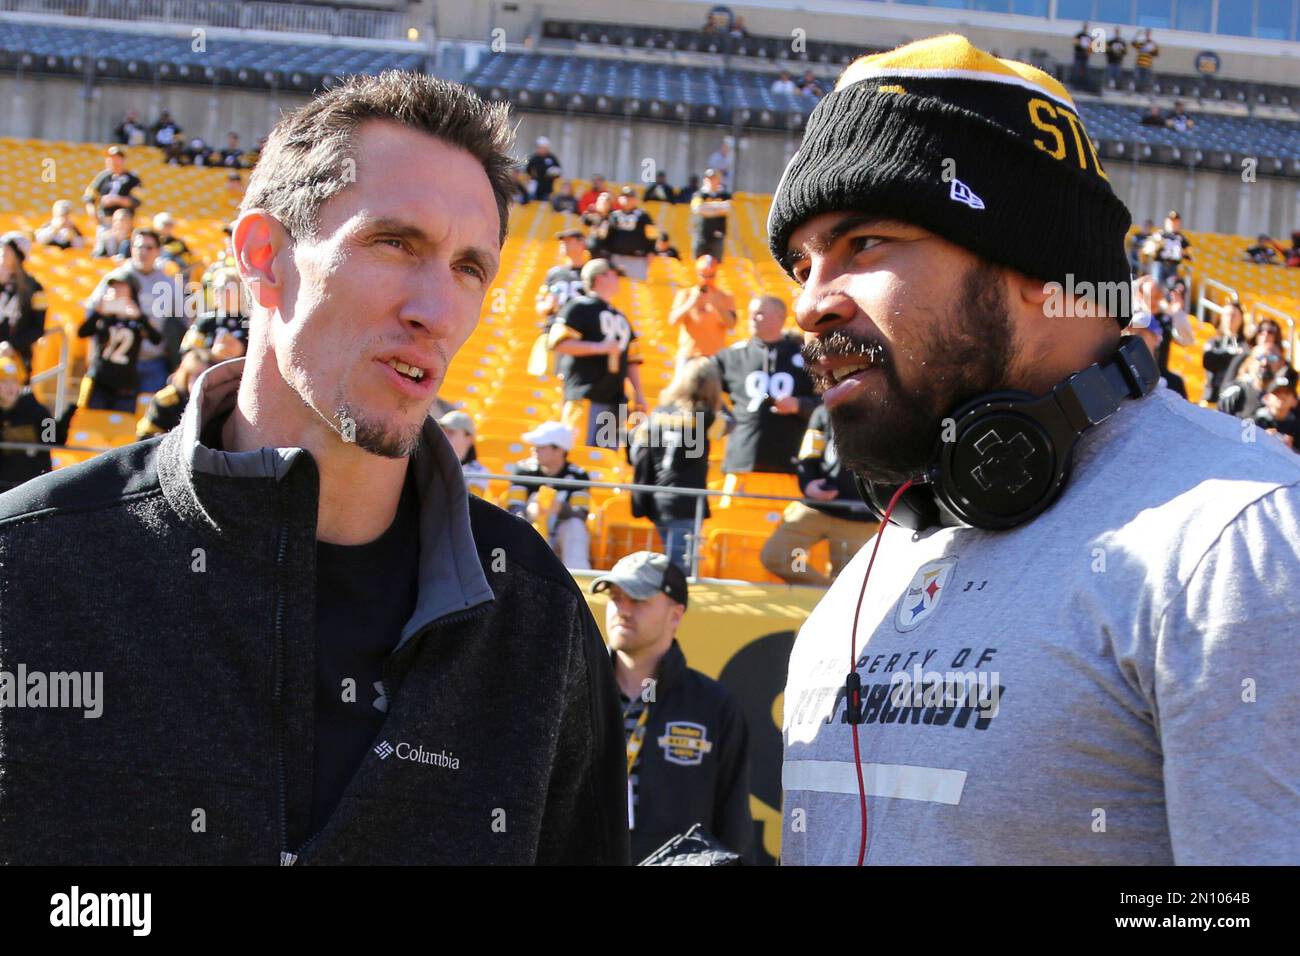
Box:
[2,73,1294,236]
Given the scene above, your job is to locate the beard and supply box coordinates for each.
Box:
[334,402,423,459]
[804,259,1016,486]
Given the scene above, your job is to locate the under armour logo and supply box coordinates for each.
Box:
[970,429,1035,493]
[374,740,394,760]
[950,178,985,210]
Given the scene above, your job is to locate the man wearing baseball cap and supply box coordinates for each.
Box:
[772,34,1300,865]
[507,421,594,568]
[549,258,646,448]
[592,551,754,862]
[82,145,143,226]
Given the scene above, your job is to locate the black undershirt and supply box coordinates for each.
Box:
[296,463,420,847]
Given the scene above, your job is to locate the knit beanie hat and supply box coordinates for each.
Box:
[768,34,1133,325]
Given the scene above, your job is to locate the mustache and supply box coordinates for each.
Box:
[801,330,889,383]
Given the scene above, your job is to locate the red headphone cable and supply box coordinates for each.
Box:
[846,477,916,867]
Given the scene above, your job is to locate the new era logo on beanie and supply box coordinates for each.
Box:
[768,34,1133,325]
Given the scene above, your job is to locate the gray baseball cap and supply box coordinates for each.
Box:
[591,551,688,607]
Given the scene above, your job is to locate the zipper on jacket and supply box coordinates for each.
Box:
[272,512,291,866]
[281,589,493,865]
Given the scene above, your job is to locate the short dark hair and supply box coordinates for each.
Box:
[242,70,517,246]
[131,228,161,247]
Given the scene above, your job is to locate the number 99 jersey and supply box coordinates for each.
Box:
[712,333,817,474]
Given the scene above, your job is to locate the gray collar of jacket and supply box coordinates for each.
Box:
[156,357,495,649]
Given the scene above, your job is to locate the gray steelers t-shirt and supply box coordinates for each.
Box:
[781,385,1300,864]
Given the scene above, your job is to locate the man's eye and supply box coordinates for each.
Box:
[849,235,882,254]
[457,263,487,282]
[792,263,810,284]
[376,237,407,251]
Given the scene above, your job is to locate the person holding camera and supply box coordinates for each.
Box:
[668,254,736,366]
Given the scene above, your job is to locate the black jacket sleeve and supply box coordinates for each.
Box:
[712,695,756,863]
[535,595,631,865]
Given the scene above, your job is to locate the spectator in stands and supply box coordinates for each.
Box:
[92,207,134,259]
[1168,100,1195,133]
[796,70,825,99]
[629,358,727,570]
[525,136,563,202]
[76,268,161,412]
[1245,234,1281,265]
[690,168,732,262]
[653,232,680,259]
[1126,311,1187,399]
[35,200,84,250]
[550,179,578,213]
[184,136,211,166]
[87,227,185,393]
[582,191,614,259]
[707,139,734,188]
[82,146,143,227]
[531,228,588,377]
[151,110,184,161]
[1104,28,1127,89]
[1202,299,1249,403]
[1071,22,1093,88]
[1128,218,1155,274]
[113,109,146,146]
[761,404,879,586]
[200,222,238,311]
[604,187,657,281]
[0,354,59,492]
[591,551,755,863]
[771,70,797,95]
[437,409,490,497]
[135,346,213,440]
[729,15,748,38]
[677,174,700,204]
[669,254,736,365]
[1255,373,1300,452]
[1144,211,1190,286]
[578,174,608,214]
[1134,28,1158,90]
[510,169,532,205]
[1218,319,1292,419]
[713,295,818,485]
[182,267,248,362]
[1139,105,1167,127]
[0,232,48,374]
[1155,279,1195,373]
[507,421,593,569]
[550,258,645,449]
[220,132,244,168]
[153,212,192,273]
[1286,231,1300,268]
[643,171,674,203]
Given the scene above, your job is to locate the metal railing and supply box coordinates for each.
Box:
[477,469,874,582]
[0,0,409,41]
[1198,275,1297,361]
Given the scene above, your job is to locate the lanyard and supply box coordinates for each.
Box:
[625,703,651,775]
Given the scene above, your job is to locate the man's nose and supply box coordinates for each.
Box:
[400,264,459,338]
[795,272,857,335]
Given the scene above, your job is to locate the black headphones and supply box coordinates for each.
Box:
[853,337,1159,532]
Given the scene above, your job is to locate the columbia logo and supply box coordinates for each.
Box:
[374,740,394,760]
[950,178,985,210]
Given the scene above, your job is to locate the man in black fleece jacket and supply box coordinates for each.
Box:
[0,72,629,865]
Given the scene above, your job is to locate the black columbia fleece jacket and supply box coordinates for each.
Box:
[0,358,630,865]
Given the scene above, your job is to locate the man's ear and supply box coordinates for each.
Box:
[233,210,288,310]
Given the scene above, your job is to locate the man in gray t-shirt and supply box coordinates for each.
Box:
[766,36,1300,865]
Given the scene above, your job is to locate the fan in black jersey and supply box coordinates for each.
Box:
[0,354,66,492]
[82,146,144,226]
[604,187,657,282]
[153,212,194,275]
[181,267,249,361]
[506,421,594,569]
[0,232,48,373]
[689,168,732,262]
[529,229,590,378]
[712,294,818,476]
[136,347,213,440]
[76,269,162,412]
[549,258,646,448]
[760,403,879,586]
